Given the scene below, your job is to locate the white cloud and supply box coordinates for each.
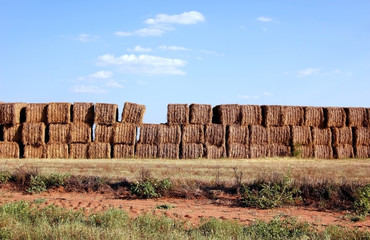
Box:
[115,31,133,37]
[127,45,152,52]
[106,80,124,88]
[159,45,190,51]
[145,11,205,25]
[71,85,106,94]
[88,71,113,79]
[297,68,320,77]
[257,16,273,22]
[74,33,99,42]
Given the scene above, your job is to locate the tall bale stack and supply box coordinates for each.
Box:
[24,144,46,158]
[94,124,113,143]
[325,107,346,128]
[167,104,189,124]
[0,103,25,125]
[0,142,19,158]
[212,104,240,125]
[121,102,145,124]
[345,107,368,127]
[46,103,71,124]
[262,105,283,127]
[25,103,47,123]
[88,142,111,159]
[113,144,135,158]
[189,104,212,124]
[292,126,313,158]
[48,124,70,143]
[204,124,226,159]
[241,105,262,126]
[94,103,118,124]
[312,127,333,159]
[267,126,291,157]
[72,102,94,125]
[282,106,304,126]
[250,125,268,158]
[2,124,22,143]
[70,122,92,143]
[354,127,370,158]
[157,124,180,159]
[69,143,88,159]
[112,123,137,158]
[181,143,203,159]
[46,143,68,158]
[305,107,325,127]
[135,144,158,158]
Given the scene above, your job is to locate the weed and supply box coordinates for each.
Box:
[292,144,302,157]
[32,198,46,205]
[155,204,176,210]
[26,175,47,193]
[130,178,172,198]
[353,184,370,218]
[0,171,11,184]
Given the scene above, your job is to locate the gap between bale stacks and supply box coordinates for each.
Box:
[88,142,111,159]
[46,102,71,124]
[0,142,20,158]
[158,124,181,144]
[2,124,22,143]
[46,143,68,158]
[94,103,118,124]
[189,104,212,124]
[346,107,368,127]
[121,102,145,124]
[0,103,26,125]
[312,127,332,145]
[240,105,262,126]
[325,107,346,128]
[182,124,204,144]
[113,144,135,158]
[138,124,159,144]
[205,124,225,147]
[94,124,113,143]
[334,144,354,159]
[69,143,88,159]
[282,106,304,126]
[113,123,137,145]
[305,107,325,127]
[22,123,45,145]
[48,124,70,144]
[167,104,189,124]
[212,104,240,125]
[135,144,158,158]
[227,143,249,159]
[24,144,46,158]
[262,105,283,127]
[158,143,179,159]
[25,103,47,123]
[72,102,94,125]
[227,125,249,145]
[181,143,203,159]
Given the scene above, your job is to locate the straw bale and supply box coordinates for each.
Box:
[292,126,312,145]
[241,105,262,126]
[312,127,332,145]
[46,143,68,158]
[189,104,212,124]
[181,143,203,159]
[355,145,370,158]
[354,127,370,146]
[212,104,241,125]
[282,106,304,126]
[88,142,111,159]
[24,144,46,158]
[22,123,45,145]
[332,127,353,146]
[0,142,19,158]
[334,144,354,159]
[227,125,249,145]
[121,102,146,124]
[305,107,325,127]
[69,143,88,159]
[227,143,249,158]
[182,124,204,144]
[72,102,94,125]
[313,145,333,159]
[46,102,71,124]
[94,124,113,143]
[48,124,70,143]
[158,124,181,144]
[250,144,269,158]
[0,103,25,124]
[205,124,225,147]
[249,125,268,145]
[70,122,92,143]
[113,123,137,144]
[325,107,346,128]
[25,103,47,123]
[268,144,291,157]
[135,144,158,159]
[346,108,368,127]
[94,103,118,124]
[167,104,189,124]
[158,143,179,159]
[292,144,313,158]
[205,144,225,159]
[262,105,283,127]
[267,126,291,145]
[3,124,22,143]
[113,144,135,158]
[138,124,159,144]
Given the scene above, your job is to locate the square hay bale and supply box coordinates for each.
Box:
[24,144,46,158]
[22,123,45,145]
[88,142,111,159]
[313,145,333,159]
[205,124,225,147]
[113,144,135,158]
[355,145,370,158]
[0,142,19,158]
[158,143,180,159]
[158,124,181,144]
[0,103,25,124]
[262,105,283,127]
[282,106,304,126]
[292,144,313,158]
[182,124,204,144]
[249,125,268,145]
[334,144,354,159]
[212,104,241,125]
[121,102,146,124]
[94,124,113,143]
[267,126,291,145]
[227,143,249,158]
[72,102,94,125]
[305,107,325,127]
[250,144,269,158]
[69,143,88,159]
[354,127,370,146]
[346,108,368,127]
[94,103,118,124]
[325,107,346,128]
[138,124,159,144]
[241,105,262,126]
[135,144,158,158]
[46,102,71,124]
[46,143,68,158]
[48,124,70,143]
[181,143,203,159]
[3,124,22,143]
[113,123,137,145]
[70,122,92,143]
[292,126,312,145]
[25,103,47,123]
[167,104,189,124]
[227,125,249,145]
[312,127,332,145]
[189,104,212,124]
[268,144,291,157]
[205,144,225,159]
[332,127,353,146]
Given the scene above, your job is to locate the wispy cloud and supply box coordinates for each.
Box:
[127,45,152,52]
[71,85,106,94]
[88,71,113,79]
[297,68,320,77]
[159,45,191,51]
[257,16,274,22]
[115,31,133,37]
[74,33,99,42]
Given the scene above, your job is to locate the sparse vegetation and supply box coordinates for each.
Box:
[130,177,172,198]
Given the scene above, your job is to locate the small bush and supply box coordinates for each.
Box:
[26,175,47,193]
[0,171,11,184]
[130,178,172,199]
[353,184,370,217]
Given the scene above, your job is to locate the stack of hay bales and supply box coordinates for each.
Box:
[227,125,249,158]
[181,124,204,159]
[354,127,370,158]
[158,124,181,159]
[205,124,226,159]
[136,124,159,158]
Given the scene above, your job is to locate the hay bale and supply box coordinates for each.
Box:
[69,143,88,159]
[227,125,249,145]
[94,124,113,143]
[292,144,313,158]
[205,124,225,147]
[205,144,225,159]
[48,124,70,143]
[46,143,68,158]
[0,103,25,124]
[292,126,312,145]
[334,144,354,159]
[88,142,111,159]
[212,104,241,125]
[267,126,291,145]
[70,122,92,143]
[24,144,46,158]
[241,105,262,126]
[282,106,304,126]
[121,102,146,124]
[268,144,291,157]
[250,144,269,158]
[227,143,249,158]
[312,127,332,145]
[325,107,346,128]
[355,145,370,158]
[3,124,22,143]
[72,102,94,125]
[313,145,333,159]
[158,143,179,159]
[135,144,158,158]
[262,105,283,127]
[94,103,118,124]
[346,108,368,127]
[113,144,135,158]
[46,102,71,124]
[167,104,189,124]
[305,107,325,127]
[22,123,45,145]
[354,127,370,146]
[25,103,47,123]
[332,127,353,146]
[189,104,212,124]
[113,123,137,145]
[138,124,159,144]
[249,125,268,145]
[181,143,203,159]
[182,124,204,144]
[158,124,181,144]
[0,142,19,158]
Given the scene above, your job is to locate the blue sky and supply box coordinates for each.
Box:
[1,1,369,123]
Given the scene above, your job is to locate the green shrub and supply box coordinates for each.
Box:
[353,184,370,217]
[0,171,11,184]
[26,175,47,193]
[130,178,172,198]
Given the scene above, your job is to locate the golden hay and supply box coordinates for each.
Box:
[262,105,283,127]
[25,103,47,123]
[227,143,249,159]
[312,127,332,145]
[70,122,92,143]
[46,102,71,124]
[158,124,181,144]
[72,102,94,125]
[22,123,45,145]
[212,104,241,125]
[46,143,68,158]
[2,124,22,143]
[181,143,203,159]
[88,142,111,159]
[325,107,346,128]
[354,127,370,146]
[355,145,370,158]
[334,144,354,159]
[292,144,313,158]
[189,104,212,124]
[94,124,113,143]
[121,102,146,124]
[48,124,70,143]
[205,144,225,159]
[182,124,204,144]
[332,127,353,146]
[94,103,118,124]
[268,144,291,157]
[267,126,291,145]
[249,125,268,145]
[0,103,26,124]
[113,144,135,158]
[282,106,304,126]
[138,124,159,144]
[240,105,262,126]
[346,107,368,127]
[158,143,180,159]
[113,123,137,145]
[69,143,88,159]
[227,125,249,145]
[250,144,269,158]
[135,144,158,158]
[313,145,333,159]
[0,142,19,158]
[167,104,189,124]
[24,144,46,158]
[204,124,225,147]
[305,107,325,127]
[292,126,312,145]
